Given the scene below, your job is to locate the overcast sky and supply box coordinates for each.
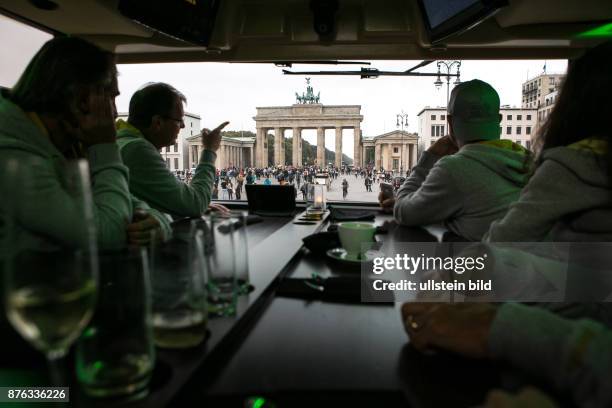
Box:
[1,13,568,158]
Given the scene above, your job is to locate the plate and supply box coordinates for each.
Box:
[326,248,383,264]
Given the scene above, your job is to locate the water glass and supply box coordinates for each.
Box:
[150,227,209,349]
[200,213,238,316]
[76,247,154,399]
[230,211,251,294]
[306,183,315,206]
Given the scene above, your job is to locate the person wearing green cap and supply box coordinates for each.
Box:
[381,79,531,241]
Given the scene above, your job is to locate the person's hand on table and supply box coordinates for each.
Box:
[127,211,161,246]
[484,387,559,408]
[201,121,230,152]
[378,192,395,214]
[208,203,231,215]
[401,303,497,358]
[427,135,458,157]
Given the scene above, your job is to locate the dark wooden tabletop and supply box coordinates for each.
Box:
[2,210,516,408]
[170,216,510,408]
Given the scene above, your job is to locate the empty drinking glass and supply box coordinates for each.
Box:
[150,226,209,349]
[231,211,251,295]
[200,213,238,317]
[76,247,154,399]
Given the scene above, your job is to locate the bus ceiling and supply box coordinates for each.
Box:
[0,0,610,63]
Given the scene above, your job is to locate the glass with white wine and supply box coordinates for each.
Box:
[5,254,96,358]
[2,159,98,385]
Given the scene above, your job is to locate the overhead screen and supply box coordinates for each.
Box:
[118,0,221,46]
[418,0,508,43]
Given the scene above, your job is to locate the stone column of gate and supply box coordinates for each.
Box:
[279,130,286,166]
[374,143,381,170]
[256,128,265,168]
[255,129,261,167]
[334,127,343,167]
[411,142,418,167]
[292,127,301,167]
[263,129,269,167]
[353,126,361,168]
[362,146,367,167]
[273,128,282,166]
[316,127,325,167]
[298,133,303,167]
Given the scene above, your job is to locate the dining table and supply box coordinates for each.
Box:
[2,204,533,407]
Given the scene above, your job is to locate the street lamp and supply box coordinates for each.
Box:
[396,112,409,176]
[434,60,461,108]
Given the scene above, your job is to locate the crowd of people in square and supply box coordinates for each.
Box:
[204,161,401,203]
[0,35,611,407]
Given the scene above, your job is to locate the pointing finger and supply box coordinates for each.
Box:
[213,121,230,133]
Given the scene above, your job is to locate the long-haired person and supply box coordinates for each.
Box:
[1,37,171,251]
[486,41,612,242]
[0,36,171,363]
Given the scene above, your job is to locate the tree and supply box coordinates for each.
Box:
[221,130,256,139]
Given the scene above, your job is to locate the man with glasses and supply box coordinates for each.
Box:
[116,82,228,218]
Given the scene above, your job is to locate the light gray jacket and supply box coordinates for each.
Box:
[486,144,612,242]
[394,142,530,241]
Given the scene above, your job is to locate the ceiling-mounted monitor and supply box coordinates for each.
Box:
[118,0,221,46]
[417,0,509,44]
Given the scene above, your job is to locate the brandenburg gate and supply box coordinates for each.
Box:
[253,79,364,168]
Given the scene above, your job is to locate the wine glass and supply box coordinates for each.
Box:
[2,158,98,385]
